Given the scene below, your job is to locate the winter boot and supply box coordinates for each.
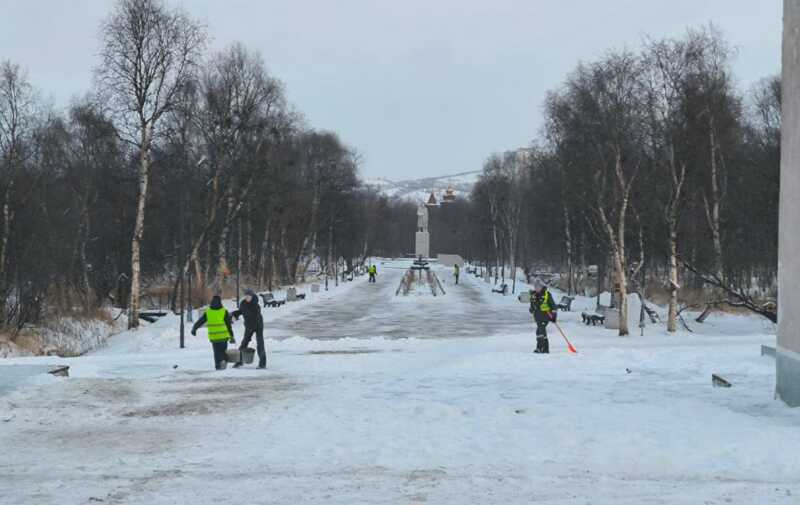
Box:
[534,337,547,353]
[542,337,550,354]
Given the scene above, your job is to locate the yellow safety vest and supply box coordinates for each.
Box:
[205,308,229,342]
[540,291,553,312]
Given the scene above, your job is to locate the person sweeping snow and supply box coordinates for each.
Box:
[529,280,557,354]
[191,295,236,370]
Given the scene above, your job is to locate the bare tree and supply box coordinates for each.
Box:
[96,0,206,328]
[0,61,36,328]
[199,43,287,290]
[546,54,647,336]
[642,36,696,332]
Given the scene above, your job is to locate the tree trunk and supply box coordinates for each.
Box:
[667,228,679,333]
[0,181,13,326]
[563,204,573,295]
[257,220,271,286]
[215,190,235,291]
[705,120,724,281]
[613,249,629,336]
[129,124,152,329]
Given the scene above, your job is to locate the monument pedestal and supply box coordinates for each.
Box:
[415,231,430,258]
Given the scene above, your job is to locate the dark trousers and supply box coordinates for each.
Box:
[240,325,266,367]
[455,274,459,285]
[535,320,550,353]
[369,273,376,283]
[211,340,228,369]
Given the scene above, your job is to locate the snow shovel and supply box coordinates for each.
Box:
[553,322,578,354]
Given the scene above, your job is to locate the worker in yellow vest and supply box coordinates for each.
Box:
[529,280,557,354]
[191,295,235,370]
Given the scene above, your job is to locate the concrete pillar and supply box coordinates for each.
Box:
[778,0,800,406]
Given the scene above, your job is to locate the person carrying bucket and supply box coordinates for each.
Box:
[232,288,267,369]
[191,295,236,370]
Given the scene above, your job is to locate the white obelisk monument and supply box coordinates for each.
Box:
[415,204,430,258]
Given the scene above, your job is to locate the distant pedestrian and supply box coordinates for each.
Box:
[529,280,557,354]
[454,263,460,285]
[232,288,267,369]
[368,264,378,283]
[191,295,235,370]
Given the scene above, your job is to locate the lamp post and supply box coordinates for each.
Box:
[179,168,185,349]
[236,213,242,308]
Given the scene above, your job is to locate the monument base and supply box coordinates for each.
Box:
[777,347,800,407]
[415,232,430,258]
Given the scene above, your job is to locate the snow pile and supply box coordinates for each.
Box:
[37,313,126,357]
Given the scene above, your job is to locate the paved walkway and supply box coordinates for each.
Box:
[268,265,535,340]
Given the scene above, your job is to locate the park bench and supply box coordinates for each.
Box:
[556,296,574,311]
[581,312,605,326]
[138,311,168,323]
[260,292,286,308]
[492,283,509,295]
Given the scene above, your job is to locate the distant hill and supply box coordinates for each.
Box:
[364,170,480,202]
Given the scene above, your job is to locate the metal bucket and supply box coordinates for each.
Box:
[225,348,255,364]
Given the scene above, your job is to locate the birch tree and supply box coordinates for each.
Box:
[96,0,206,328]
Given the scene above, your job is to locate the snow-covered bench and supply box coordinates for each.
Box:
[581,312,605,326]
[556,296,574,311]
[260,292,285,308]
[492,284,509,295]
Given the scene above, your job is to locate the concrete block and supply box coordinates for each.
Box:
[777,348,800,407]
[602,308,620,330]
[415,232,430,258]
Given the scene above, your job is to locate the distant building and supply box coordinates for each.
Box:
[426,191,438,207]
[442,186,456,204]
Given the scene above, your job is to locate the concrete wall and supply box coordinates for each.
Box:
[778,0,800,407]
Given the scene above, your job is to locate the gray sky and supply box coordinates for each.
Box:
[0,0,783,179]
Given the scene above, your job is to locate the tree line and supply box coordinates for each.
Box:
[0,0,416,337]
[466,26,780,335]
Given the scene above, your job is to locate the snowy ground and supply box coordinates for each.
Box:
[1,260,798,504]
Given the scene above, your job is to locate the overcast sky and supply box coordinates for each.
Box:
[0,0,783,179]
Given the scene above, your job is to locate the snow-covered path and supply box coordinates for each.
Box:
[267,264,531,339]
[1,264,798,504]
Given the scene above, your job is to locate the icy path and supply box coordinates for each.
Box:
[1,265,799,504]
[267,264,531,339]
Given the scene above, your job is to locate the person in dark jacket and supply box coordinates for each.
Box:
[232,288,266,369]
[191,295,235,370]
[529,280,557,354]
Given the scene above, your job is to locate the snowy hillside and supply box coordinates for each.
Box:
[364,170,480,202]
